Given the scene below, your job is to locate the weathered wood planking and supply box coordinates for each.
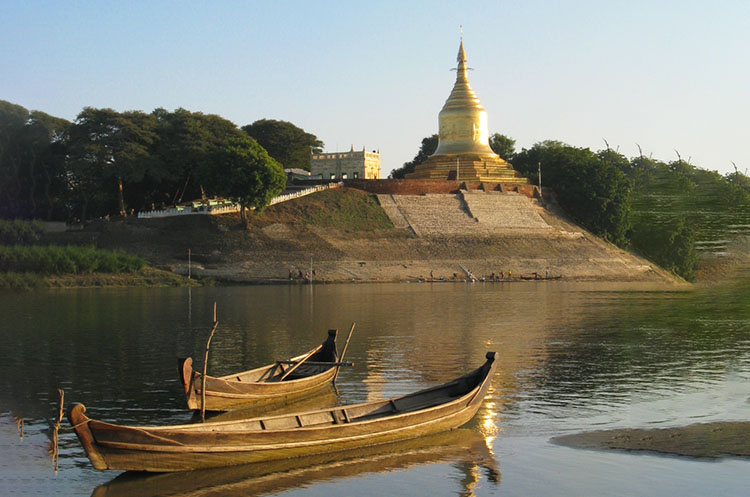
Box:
[179,329,342,412]
[69,352,498,472]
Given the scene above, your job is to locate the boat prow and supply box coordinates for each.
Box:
[69,352,497,472]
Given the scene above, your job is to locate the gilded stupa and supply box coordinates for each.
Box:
[407,39,528,184]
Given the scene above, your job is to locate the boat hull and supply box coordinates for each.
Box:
[180,329,340,412]
[69,352,497,472]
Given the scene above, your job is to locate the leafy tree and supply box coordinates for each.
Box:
[65,108,157,218]
[201,135,286,222]
[489,133,516,160]
[0,102,71,220]
[630,216,698,280]
[153,108,248,206]
[389,134,438,179]
[242,119,323,171]
[514,141,631,245]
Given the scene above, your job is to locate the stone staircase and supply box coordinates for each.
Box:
[377,191,552,236]
[459,190,550,229]
[376,194,414,232]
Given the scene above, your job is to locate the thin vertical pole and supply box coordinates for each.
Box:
[201,302,219,422]
[310,256,313,284]
[456,157,460,182]
[333,322,356,384]
[188,248,191,279]
[538,161,543,202]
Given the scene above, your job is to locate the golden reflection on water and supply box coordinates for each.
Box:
[480,399,500,448]
[6,281,737,496]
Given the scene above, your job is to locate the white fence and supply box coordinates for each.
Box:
[267,182,342,206]
[137,183,342,219]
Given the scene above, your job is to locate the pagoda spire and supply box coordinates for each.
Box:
[405,34,529,183]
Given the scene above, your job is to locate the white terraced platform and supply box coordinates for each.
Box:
[376,191,552,237]
[459,190,550,230]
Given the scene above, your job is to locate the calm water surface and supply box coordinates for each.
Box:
[1,280,749,496]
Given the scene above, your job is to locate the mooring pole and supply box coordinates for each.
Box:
[201,302,219,422]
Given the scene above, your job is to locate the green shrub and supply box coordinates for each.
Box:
[0,272,42,289]
[630,216,698,281]
[0,220,44,245]
[0,245,146,274]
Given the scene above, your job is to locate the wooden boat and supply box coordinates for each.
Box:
[90,427,498,497]
[179,329,345,412]
[68,351,498,472]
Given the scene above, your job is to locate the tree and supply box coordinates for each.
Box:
[630,216,698,280]
[489,133,516,160]
[0,102,71,220]
[153,108,248,206]
[389,134,438,179]
[65,108,157,218]
[201,135,286,222]
[242,119,323,171]
[514,141,632,246]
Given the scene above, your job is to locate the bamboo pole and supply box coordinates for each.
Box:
[279,344,323,381]
[201,302,219,422]
[51,388,63,473]
[333,322,356,384]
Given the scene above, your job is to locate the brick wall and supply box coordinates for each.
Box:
[345,179,540,198]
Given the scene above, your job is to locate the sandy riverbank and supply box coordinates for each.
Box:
[45,188,688,286]
[552,421,750,459]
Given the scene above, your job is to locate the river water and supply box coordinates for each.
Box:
[1,280,749,496]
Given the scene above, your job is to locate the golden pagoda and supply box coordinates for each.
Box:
[407,39,528,184]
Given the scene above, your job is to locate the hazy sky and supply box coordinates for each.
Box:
[2,1,748,177]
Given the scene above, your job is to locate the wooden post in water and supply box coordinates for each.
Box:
[201,302,219,422]
[188,248,191,279]
[52,388,64,473]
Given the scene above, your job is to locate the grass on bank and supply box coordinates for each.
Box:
[264,188,394,232]
[0,266,198,289]
[0,219,44,245]
[0,244,146,274]
[0,239,197,289]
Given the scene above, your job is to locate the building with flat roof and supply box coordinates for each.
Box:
[310,146,380,180]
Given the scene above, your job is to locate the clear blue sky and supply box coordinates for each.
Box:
[2,0,748,177]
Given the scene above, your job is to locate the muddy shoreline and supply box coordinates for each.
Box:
[552,421,750,459]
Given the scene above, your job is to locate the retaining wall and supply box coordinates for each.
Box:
[345,179,540,197]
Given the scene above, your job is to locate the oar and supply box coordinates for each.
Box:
[279,344,323,381]
[333,322,356,384]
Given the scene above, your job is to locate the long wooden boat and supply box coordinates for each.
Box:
[90,427,498,497]
[69,351,497,472]
[179,329,342,412]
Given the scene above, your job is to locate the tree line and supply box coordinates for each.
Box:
[0,100,323,222]
[392,133,750,280]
